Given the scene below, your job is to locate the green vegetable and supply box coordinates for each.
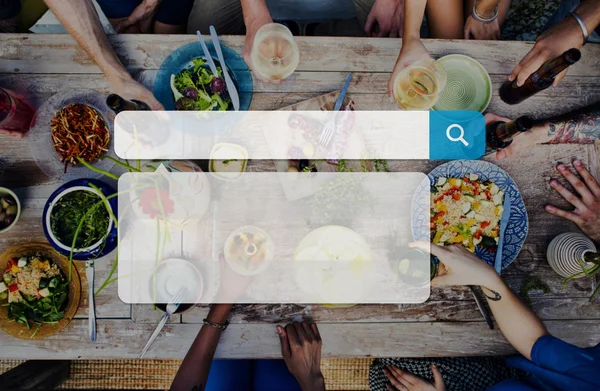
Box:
[520,277,550,306]
[480,236,497,248]
[50,190,110,249]
[0,291,7,300]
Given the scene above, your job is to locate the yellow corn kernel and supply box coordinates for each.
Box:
[433,231,443,244]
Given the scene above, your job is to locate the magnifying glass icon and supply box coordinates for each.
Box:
[446,124,469,147]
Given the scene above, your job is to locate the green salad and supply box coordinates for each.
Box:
[171,58,231,111]
[1,255,68,331]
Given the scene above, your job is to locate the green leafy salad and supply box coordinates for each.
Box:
[170,58,231,111]
[1,256,68,330]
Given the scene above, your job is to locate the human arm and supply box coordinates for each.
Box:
[509,0,600,87]
[240,0,274,83]
[464,0,505,40]
[44,0,163,109]
[169,304,232,391]
[365,0,405,38]
[277,322,325,391]
[115,0,161,33]
[387,0,430,96]
[410,242,548,360]
[496,102,600,160]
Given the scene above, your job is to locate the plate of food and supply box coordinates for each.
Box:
[28,90,116,180]
[412,160,528,270]
[0,243,81,340]
[43,179,118,261]
[224,225,275,276]
[153,41,252,111]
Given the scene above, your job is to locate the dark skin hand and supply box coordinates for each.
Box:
[276,321,326,391]
[547,160,600,244]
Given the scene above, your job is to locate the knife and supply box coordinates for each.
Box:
[86,261,96,342]
[470,286,494,330]
[209,26,241,111]
[195,31,219,77]
[334,73,353,112]
[494,194,511,275]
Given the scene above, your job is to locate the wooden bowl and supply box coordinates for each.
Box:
[0,243,81,340]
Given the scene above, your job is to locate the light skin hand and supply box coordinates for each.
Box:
[365,0,404,38]
[409,242,499,289]
[277,322,325,391]
[384,365,445,391]
[109,75,164,110]
[509,17,584,87]
[387,37,431,97]
[115,0,160,33]
[0,88,27,138]
[547,160,600,243]
[241,0,275,84]
[464,16,501,40]
[495,124,551,160]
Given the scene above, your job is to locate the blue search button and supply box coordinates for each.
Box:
[429,111,486,160]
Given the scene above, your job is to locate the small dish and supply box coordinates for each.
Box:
[209,143,248,181]
[224,225,275,276]
[0,187,20,234]
[152,258,204,313]
[42,179,118,261]
[434,54,492,113]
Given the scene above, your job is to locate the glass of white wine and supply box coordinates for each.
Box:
[393,59,446,110]
[250,23,300,82]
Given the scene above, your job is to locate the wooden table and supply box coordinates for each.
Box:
[0,34,599,359]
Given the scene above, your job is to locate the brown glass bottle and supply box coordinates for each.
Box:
[106,94,151,113]
[486,116,534,151]
[500,49,581,105]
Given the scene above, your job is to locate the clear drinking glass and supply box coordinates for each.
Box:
[393,59,447,110]
[0,88,35,132]
[250,23,300,82]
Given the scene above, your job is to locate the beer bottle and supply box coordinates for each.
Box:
[500,49,581,105]
[486,116,534,151]
[106,94,151,113]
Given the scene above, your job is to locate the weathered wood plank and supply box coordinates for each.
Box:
[0,319,598,359]
[1,35,600,76]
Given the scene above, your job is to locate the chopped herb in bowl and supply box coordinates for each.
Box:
[50,190,110,250]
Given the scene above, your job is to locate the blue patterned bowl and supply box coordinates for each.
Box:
[412,160,528,270]
[43,179,118,261]
[153,41,253,111]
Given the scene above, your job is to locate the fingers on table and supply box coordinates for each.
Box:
[545,204,583,225]
[573,160,600,199]
[384,367,410,391]
[549,178,587,211]
[557,164,595,204]
[277,325,292,358]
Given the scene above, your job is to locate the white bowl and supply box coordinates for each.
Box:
[0,187,21,234]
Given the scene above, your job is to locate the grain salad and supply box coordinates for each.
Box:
[430,174,504,252]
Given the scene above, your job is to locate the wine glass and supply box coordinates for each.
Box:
[392,59,447,110]
[250,23,300,82]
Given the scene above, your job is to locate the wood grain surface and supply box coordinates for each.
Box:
[0,34,598,358]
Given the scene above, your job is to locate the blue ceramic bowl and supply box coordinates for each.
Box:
[43,179,118,261]
[154,41,253,111]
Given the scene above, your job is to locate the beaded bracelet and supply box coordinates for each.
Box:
[203,318,230,330]
[472,1,499,24]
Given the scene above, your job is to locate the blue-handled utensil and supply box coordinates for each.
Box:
[494,194,511,275]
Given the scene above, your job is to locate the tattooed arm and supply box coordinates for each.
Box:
[410,242,548,361]
[496,102,600,160]
[169,304,232,391]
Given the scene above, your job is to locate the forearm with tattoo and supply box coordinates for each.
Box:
[546,102,600,144]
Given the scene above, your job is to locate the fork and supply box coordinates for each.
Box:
[318,73,353,147]
[140,286,188,358]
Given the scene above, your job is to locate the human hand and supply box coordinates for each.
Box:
[464,16,501,40]
[277,322,325,391]
[409,242,499,288]
[242,13,275,83]
[546,160,600,243]
[509,16,585,87]
[109,75,164,110]
[116,0,160,33]
[384,365,445,391]
[365,0,404,38]
[387,38,430,97]
[0,89,27,138]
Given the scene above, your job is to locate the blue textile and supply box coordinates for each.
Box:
[543,0,600,43]
[96,0,193,26]
[488,335,600,391]
[206,359,301,391]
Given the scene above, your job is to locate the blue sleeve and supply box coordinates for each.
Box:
[531,335,599,376]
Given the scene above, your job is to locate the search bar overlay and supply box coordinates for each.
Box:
[114,111,485,161]
[117,171,432,305]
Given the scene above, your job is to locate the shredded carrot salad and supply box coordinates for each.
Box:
[51,104,110,171]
